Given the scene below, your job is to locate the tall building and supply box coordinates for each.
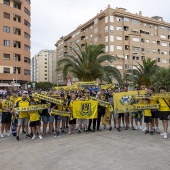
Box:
[31,50,57,84]
[0,0,31,88]
[55,5,170,85]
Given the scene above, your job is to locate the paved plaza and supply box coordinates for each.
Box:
[0,124,170,170]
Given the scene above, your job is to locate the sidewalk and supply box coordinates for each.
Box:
[0,125,170,170]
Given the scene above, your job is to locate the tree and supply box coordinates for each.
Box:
[57,43,122,83]
[125,58,159,87]
[151,67,170,91]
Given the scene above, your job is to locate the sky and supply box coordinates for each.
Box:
[31,0,170,57]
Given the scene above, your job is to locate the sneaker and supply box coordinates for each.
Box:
[88,129,92,132]
[145,130,149,134]
[109,127,112,131]
[22,130,26,134]
[125,126,128,130]
[114,126,116,129]
[97,129,102,131]
[92,129,95,132]
[26,134,32,138]
[66,126,69,129]
[16,136,19,141]
[164,133,168,139]
[1,134,4,138]
[32,135,36,139]
[142,127,147,131]
[77,130,81,134]
[155,128,160,134]
[117,128,121,132]
[139,126,142,130]
[131,126,135,130]
[85,130,89,134]
[160,133,165,136]
[6,132,10,137]
[61,130,66,134]
[54,132,60,137]
[30,133,33,137]
[39,135,43,140]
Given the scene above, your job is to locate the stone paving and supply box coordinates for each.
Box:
[0,124,170,170]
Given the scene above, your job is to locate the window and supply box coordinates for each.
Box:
[24,7,30,16]
[24,20,30,28]
[45,70,47,72]
[117,66,122,69]
[14,41,21,48]
[3,67,10,73]
[13,54,21,61]
[110,16,114,22]
[125,64,129,69]
[4,0,10,6]
[116,27,122,31]
[133,47,140,52]
[125,55,129,60]
[24,69,30,75]
[146,40,149,43]
[116,46,122,50]
[45,78,47,80]
[116,36,122,40]
[24,57,30,63]
[13,2,21,9]
[110,45,114,52]
[150,25,153,28]
[162,59,167,63]
[94,18,98,25]
[162,51,167,55]
[168,28,170,32]
[94,37,98,43]
[105,45,108,52]
[13,28,21,35]
[110,25,114,32]
[160,26,166,30]
[116,17,122,22]
[105,36,108,42]
[105,26,108,32]
[124,17,129,22]
[4,12,10,19]
[4,54,10,60]
[24,44,30,51]
[3,26,10,33]
[105,16,108,23]
[125,45,129,50]
[160,35,166,39]
[162,42,167,47]
[125,36,129,40]
[157,58,160,62]
[132,37,140,42]
[132,19,138,24]
[94,28,98,34]
[144,23,147,27]
[45,74,47,76]
[110,35,114,42]
[153,50,156,53]
[13,14,21,23]
[44,62,47,64]
[4,40,10,47]
[25,0,31,5]
[153,41,156,44]
[44,66,47,68]
[124,26,129,31]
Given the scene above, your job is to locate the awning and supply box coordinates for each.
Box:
[141,30,149,33]
[116,55,125,59]
[131,29,139,32]
[0,83,11,87]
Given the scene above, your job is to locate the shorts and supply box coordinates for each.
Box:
[114,114,119,119]
[124,113,129,116]
[55,115,61,121]
[144,116,152,123]
[69,118,76,124]
[159,111,170,120]
[78,119,87,125]
[42,116,54,123]
[151,110,159,119]
[30,120,41,127]
[61,116,67,122]
[1,112,12,123]
[118,113,124,118]
[18,117,29,126]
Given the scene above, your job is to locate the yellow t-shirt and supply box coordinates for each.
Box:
[29,110,40,122]
[10,96,18,106]
[2,100,13,112]
[158,98,170,111]
[144,109,152,117]
[15,100,29,118]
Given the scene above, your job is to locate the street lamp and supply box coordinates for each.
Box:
[131,52,137,88]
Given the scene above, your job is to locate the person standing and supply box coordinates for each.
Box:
[14,93,31,141]
[0,94,13,138]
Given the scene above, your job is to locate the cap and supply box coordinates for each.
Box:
[23,91,28,94]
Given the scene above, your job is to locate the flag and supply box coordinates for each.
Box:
[73,100,98,119]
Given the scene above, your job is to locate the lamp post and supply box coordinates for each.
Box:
[131,53,137,88]
[15,66,18,90]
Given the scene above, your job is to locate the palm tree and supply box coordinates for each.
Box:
[151,67,170,91]
[57,43,122,83]
[125,58,159,87]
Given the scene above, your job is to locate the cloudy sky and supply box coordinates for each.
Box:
[31,0,170,57]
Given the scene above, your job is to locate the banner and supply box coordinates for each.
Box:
[74,81,98,87]
[14,104,50,112]
[102,108,110,125]
[114,90,146,113]
[133,104,159,110]
[152,93,170,99]
[100,84,114,90]
[54,86,83,91]
[32,93,63,105]
[91,97,113,112]
[73,100,98,119]
[50,109,72,119]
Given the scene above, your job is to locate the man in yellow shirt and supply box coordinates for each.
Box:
[14,93,31,141]
[157,86,170,139]
[1,94,13,138]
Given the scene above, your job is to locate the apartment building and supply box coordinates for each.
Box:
[55,5,170,84]
[31,50,57,84]
[0,0,31,87]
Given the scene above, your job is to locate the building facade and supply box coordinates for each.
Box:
[55,5,170,84]
[0,0,31,87]
[31,50,57,84]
